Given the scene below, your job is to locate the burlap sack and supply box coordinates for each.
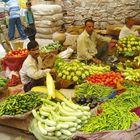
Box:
[40,51,57,68]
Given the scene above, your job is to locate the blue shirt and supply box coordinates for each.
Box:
[6,0,20,19]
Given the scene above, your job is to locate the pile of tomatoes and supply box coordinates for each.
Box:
[86,71,124,88]
[6,48,28,57]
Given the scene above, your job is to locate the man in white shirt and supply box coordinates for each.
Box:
[20,41,54,92]
[77,19,115,64]
[119,17,139,39]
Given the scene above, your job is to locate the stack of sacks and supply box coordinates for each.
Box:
[32,4,64,39]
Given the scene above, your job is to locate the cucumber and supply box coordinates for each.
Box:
[59,104,83,117]
[77,125,81,129]
[56,123,69,129]
[76,119,82,124]
[54,131,62,137]
[45,119,56,126]
[47,132,55,136]
[32,110,45,123]
[42,104,55,112]
[64,100,79,110]
[38,121,47,135]
[39,108,49,117]
[59,116,77,122]
[42,98,57,106]
[69,127,77,132]
[64,122,76,127]
[61,102,75,112]
[81,116,88,121]
[45,126,56,132]
[61,129,72,136]
[59,135,69,140]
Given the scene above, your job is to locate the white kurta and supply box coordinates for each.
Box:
[119,25,139,39]
[20,55,50,84]
[77,30,111,61]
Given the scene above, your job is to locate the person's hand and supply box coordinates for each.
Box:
[50,68,57,79]
[110,39,118,43]
[92,57,102,64]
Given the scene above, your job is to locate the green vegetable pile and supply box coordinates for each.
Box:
[102,87,140,111]
[80,86,140,132]
[40,41,64,53]
[0,92,42,116]
[121,68,140,82]
[54,58,110,84]
[75,82,113,98]
[29,99,91,140]
[0,77,8,87]
[116,35,140,56]
[80,107,138,132]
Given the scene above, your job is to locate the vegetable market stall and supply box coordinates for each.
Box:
[0,37,140,140]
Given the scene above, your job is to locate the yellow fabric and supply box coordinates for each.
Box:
[20,0,27,9]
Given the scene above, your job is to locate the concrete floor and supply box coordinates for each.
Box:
[0,125,36,140]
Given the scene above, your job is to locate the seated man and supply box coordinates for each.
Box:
[20,41,54,92]
[119,17,139,39]
[77,19,115,64]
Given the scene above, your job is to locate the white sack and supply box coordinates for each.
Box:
[58,47,74,59]
[36,33,52,39]
[34,13,63,21]
[36,26,60,34]
[32,4,62,15]
[35,20,64,28]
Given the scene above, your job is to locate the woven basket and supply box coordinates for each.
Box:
[11,40,24,50]
[0,85,9,99]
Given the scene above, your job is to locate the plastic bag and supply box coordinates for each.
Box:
[58,47,74,59]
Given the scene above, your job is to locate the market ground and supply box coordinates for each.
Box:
[0,125,36,140]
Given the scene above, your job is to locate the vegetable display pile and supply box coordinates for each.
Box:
[55,58,110,84]
[116,35,140,56]
[72,95,98,109]
[0,92,42,116]
[29,99,91,140]
[0,77,8,87]
[40,41,64,53]
[80,85,140,133]
[56,60,91,84]
[80,107,138,132]
[133,55,140,66]
[101,86,140,111]
[5,48,28,57]
[74,82,114,98]
[86,71,123,87]
[121,68,140,82]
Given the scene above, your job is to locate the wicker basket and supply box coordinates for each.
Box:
[0,85,9,99]
[10,40,24,50]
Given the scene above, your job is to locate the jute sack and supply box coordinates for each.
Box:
[36,33,52,39]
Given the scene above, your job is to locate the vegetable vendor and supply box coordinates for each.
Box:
[77,19,117,64]
[20,40,56,92]
[119,17,139,39]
